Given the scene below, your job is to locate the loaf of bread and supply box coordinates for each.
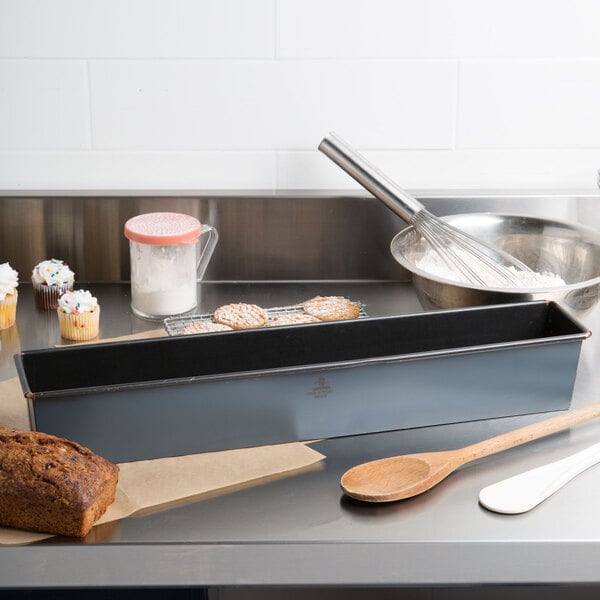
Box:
[0,427,119,537]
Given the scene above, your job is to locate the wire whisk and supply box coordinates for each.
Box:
[318,133,535,288]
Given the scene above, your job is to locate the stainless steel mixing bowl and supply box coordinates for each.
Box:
[391,213,600,318]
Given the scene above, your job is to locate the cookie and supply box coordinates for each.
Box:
[182,320,233,335]
[302,296,360,321]
[268,313,320,327]
[213,303,268,330]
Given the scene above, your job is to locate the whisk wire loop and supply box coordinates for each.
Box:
[412,211,535,287]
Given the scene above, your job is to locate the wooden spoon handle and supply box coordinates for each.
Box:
[456,402,600,465]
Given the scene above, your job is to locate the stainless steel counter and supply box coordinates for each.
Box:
[2,280,600,589]
[1,191,600,591]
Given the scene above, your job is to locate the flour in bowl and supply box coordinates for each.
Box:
[415,250,566,289]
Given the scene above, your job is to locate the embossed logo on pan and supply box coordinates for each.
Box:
[308,377,333,399]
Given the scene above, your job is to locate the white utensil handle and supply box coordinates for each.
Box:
[479,441,600,514]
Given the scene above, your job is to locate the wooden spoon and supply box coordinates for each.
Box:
[341,402,600,502]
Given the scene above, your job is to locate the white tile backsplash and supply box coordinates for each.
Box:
[0,0,274,58]
[277,0,600,59]
[278,149,600,190]
[0,0,599,190]
[0,60,90,150]
[0,151,275,190]
[458,60,600,149]
[89,60,457,150]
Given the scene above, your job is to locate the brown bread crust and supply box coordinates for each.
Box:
[0,427,119,537]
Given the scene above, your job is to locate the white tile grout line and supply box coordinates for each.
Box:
[273,0,278,60]
[84,60,94,149]
[453,60,460,151]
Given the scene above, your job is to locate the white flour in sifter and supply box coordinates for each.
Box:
[129,243,198,317]
[416,249,566,288]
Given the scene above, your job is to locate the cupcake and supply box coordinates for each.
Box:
[32,259,75,310]
[0,262,19,330]
[57,289,100,341]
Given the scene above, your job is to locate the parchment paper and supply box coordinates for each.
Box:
[0,440,324,545]
[56,327,167,346]
[0,329,326,545]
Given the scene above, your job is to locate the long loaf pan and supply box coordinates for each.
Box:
[15,301,590,463]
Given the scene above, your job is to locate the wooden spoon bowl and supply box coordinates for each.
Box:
[341,402,600,503]
[342,453,455,502]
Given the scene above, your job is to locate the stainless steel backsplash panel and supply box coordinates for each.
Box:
[0,190,598,282]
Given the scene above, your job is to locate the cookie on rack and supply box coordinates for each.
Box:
[213,303,268,330]
[182,320,233,335]
[302,296,360,321]
[268,313,320,327]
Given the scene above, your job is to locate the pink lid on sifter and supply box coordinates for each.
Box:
[124,212,201,245]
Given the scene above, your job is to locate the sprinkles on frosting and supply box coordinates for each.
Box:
[32,259,75,286]
[58,289,98,314]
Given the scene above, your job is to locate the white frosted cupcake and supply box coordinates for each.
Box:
[0,262,19,330]
[32,259,75,310]
[57,289,100,341]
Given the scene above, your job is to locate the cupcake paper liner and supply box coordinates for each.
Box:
[57,306,100,341]
[0,290,18,330]
[32,281,73,310]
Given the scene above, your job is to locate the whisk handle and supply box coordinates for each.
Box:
[318,132,425,222]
